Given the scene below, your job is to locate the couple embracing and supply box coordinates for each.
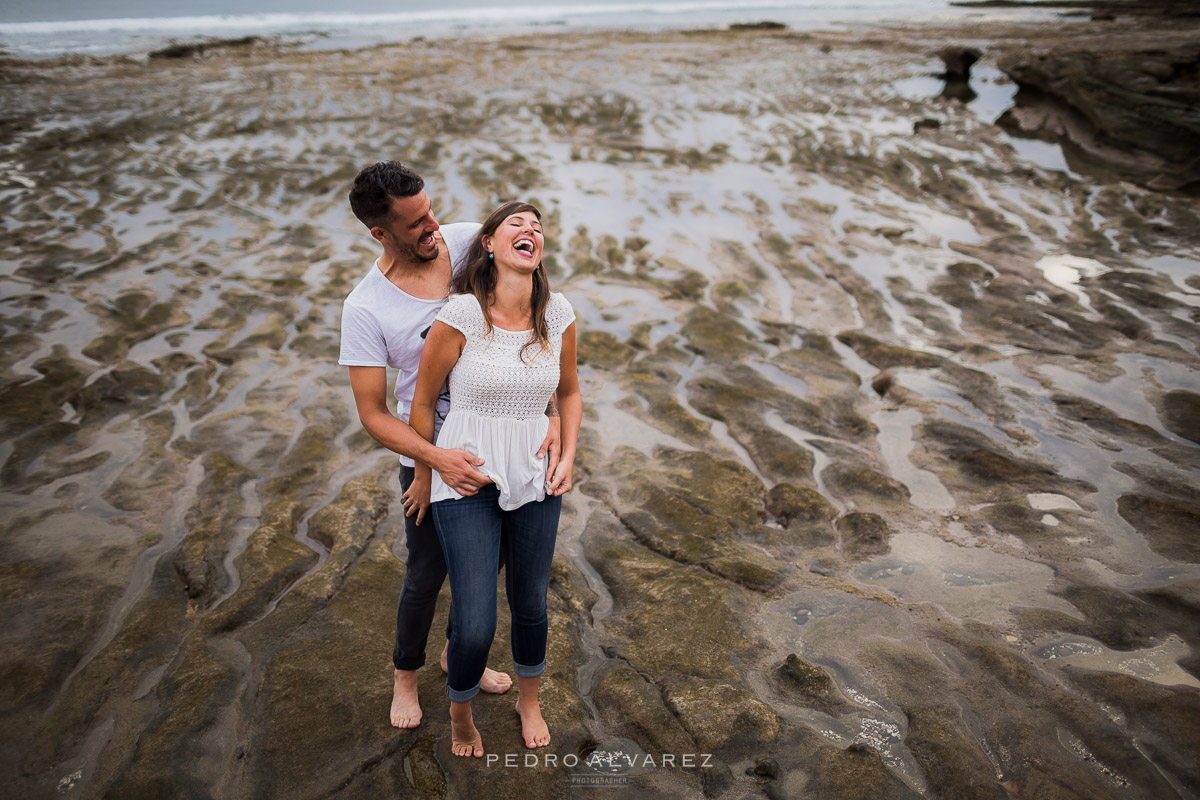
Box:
[338,162,581,757]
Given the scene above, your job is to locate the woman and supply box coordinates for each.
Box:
[409,201,581,758]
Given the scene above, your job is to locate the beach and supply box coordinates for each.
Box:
[2,8,1200,798]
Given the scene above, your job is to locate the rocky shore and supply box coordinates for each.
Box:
[2,10,1199,799]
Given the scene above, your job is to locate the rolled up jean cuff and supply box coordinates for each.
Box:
[515,659,546,679]
[447,680,481,704]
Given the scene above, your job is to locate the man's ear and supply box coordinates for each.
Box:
[370,226,387,244]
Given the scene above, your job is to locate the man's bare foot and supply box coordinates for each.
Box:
[391,669,422,729]
[440,641,512,694]
[515,697,550,749]
[449,701,484,757]
[480,668,513,694]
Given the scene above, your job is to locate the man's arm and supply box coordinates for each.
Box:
[347,366,491,495]
[348,366,440,463]
[537,396,561,482]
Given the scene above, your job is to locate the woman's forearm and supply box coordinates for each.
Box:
[557,390,582,460]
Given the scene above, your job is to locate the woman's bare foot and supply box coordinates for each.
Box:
[440,641,512,694]
[449,701,484,757]
[515,697,550,749]
[390,669,422,729]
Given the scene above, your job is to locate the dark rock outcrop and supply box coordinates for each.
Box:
[996,45,1200,191]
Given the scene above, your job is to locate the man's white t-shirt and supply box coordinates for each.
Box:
[338,221,481,466]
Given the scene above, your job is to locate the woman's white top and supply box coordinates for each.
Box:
[430,291,575,510]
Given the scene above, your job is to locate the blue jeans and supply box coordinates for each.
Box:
[433,486,561,703]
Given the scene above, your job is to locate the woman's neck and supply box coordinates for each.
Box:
[490,271,534,321]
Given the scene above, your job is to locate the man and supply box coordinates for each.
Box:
[339,162,560,728]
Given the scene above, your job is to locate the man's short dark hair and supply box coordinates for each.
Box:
[348,161,425,229]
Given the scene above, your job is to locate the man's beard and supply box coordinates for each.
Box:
[400,240,439,263]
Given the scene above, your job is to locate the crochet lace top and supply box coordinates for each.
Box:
[429,291,576,510]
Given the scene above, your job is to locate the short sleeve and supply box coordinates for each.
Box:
[546,292,576,337]
[435,293,484,338]
[338,300,388,366]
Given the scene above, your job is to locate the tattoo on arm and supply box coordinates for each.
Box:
[546,399,559,418]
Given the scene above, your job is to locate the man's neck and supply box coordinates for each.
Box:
[377,232,450,298]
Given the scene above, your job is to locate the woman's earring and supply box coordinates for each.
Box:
[488,252,494,260]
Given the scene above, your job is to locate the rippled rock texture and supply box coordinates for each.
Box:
[2,16,1199,800]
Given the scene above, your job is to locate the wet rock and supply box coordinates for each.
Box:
[766,483,836,527]
[730,21,788,31]
[1064,668,1200,797]
[577,330,635,370]
[802,743,920,800]
[1053,393,1199,469]
[929,252,1127,354]
[1158,389,1200,444]
[866,627,1176,799]
[591,662,695,754]
[618,485,786,591]
[661,678,780,752]
[753,756,780,778]
[824,465,910,509]
[0,345,90,438]
[775,654,850,715]
[73,361,169,423]
[585,512,759,681]
[913,118,942,133]
[582,510,782,764]
[1016,582,1175,651]
[149,36,264,59]
[809,559,837,576]
[836,512,892,560]
[81,292,190,363]
[836,331,943,370]
[688,366,865,447]
[680,304,761,361]
[936,46,982,81]
[997,45,1200,191]
[618,369,712,448]
[1117,493,1200,563]
[913,420,1095,502]
[870,369,896,396]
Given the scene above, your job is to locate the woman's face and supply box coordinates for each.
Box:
[487,211,544,273]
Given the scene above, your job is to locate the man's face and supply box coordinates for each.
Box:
[375,191,439,263]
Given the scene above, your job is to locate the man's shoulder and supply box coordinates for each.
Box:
[439,222,481,262]
[440,221,482,238]
[342,259,383,306]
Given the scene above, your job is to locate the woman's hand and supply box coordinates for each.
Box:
[547,454,574,496]
[402,470,433,525]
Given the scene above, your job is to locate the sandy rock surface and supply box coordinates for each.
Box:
[2,13,1199,799]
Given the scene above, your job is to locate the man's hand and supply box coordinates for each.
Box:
[432,448,492,496]
[402,471,433,525]
[537,414,562,488]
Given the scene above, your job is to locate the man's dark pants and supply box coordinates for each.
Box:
[392,466,450,670]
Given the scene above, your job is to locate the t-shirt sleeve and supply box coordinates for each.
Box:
[435,293,482,338]
[441,222,482,276]
[339,300,388,366]
[547,292,576,337]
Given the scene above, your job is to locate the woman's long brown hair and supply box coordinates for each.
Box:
[452,201,552,363]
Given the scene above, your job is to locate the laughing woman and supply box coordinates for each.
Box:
[409,201,581,758]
